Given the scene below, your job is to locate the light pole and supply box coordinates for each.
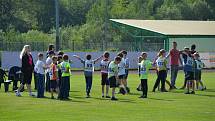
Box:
[55,0,60,51]
[103,0,108,51]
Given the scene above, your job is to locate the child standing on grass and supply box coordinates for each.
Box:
[49,56,58,99]
[100,52,111,98]
[34,53,47,98]
[46,51,55,92]
[153,49,168,92]
[121,50,130,92]
[194,52,206,91]
[108,56,121,101]
[139,52,153,98]
[117,53,127,95]
[182,47,195,94]
[73,54,102,98]
[137,55,143,91]
[58,54,71,100]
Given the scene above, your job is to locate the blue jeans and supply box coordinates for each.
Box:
[85,76,92,94]
[170,65,179,87]
[37,74,45,98]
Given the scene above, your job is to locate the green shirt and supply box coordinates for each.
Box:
[139,60,152,79]
[108,61,118,78]
[60,61,71,77]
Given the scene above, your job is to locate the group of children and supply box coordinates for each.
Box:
[26,47,206,101]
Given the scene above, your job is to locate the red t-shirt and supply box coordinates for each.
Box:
[170,49,180,65]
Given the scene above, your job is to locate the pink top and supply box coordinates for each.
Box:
[170,49,180,65]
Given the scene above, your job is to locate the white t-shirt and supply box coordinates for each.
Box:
[82,60,95,72]
[34,60,45,74]
[124,58,129,69]
[100,60,109,73]
[118,58,126,76]
[46,57,52,73]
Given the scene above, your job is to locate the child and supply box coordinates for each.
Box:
[117,53,127,95]
[46,50,55,92]
[108,56,121,101]
[57,55,63,93]
[152,49,168,92]
[73,54,102,98]
[194,52,206,91]
[49,56,58,99]
[121,50,130,92]
[34,53,47,98]
[58,54,71,100]
[100,52,111,98]
[182,47,195,94]
[139,52,153,98]
[137,55,143,91]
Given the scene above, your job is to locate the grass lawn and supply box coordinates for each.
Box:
[0,71,215,121]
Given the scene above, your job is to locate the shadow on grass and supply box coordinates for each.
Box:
[148,97,175,101]
[194,94,215,98]
[204,89,215,93]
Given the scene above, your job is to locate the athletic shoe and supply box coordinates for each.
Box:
[136,88,141,91]
[105,96,111,98]
[51,96,55,99]
[139,95,147,98]
[161,89,168,92]
[126,87,130,93]
[15,92,22,97]
[152,89,155,92]
[111,97,118,101]
[29,93,35,97]
[102,95,105,98]
[190,91,195,94]
[185,92,190,94]
[86,94,91,98]
[119,88,126,95]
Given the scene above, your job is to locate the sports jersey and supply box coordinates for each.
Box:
[100,59,109,74]
[108,61,118,78]
[156,56,167,71]
[139,60,153,79]
[118,58,126,76]
[60,61,71,77]
[194,59,204,70]
[49,63,58,80]
[182,53,194,72]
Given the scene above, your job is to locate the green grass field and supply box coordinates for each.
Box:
[0,71,215,121]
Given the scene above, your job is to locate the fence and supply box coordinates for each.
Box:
[0,41,164,52]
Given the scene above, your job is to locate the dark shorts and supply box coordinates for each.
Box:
[21,72,32,85]
[50,80,57,89]
[185,71,194,81]
[118,75,126,79]
[101,73,110,85]
[195,71,201,81]
[109,76,117,88]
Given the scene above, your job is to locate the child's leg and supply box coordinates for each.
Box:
[88,76,93,94]
[192,80,195,92]
[106,85,109,96]
[102,85,105,96]
[112,87,115,98]
[166,80,171,88]
[85,76,89,95]
[50,88,54,98]
[186,80,190,93]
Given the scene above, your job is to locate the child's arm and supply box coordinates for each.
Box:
[93,55,103,63]
[73,55,84,63]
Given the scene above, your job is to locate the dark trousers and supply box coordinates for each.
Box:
[45,72,50,92]
[85,76,92,94]
[141,79,148,97]
[153,70,167,91]
[34,72,38,90]
[37,74,45,98]
[58,76,70,99]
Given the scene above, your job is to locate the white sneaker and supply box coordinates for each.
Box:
[29,92,35,97]
[15,92,22,97]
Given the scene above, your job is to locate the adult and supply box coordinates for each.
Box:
[46,44,55,58]
[166,42,181,89]
[190,44,196,54]
[45,44,55,92]
[16,45,35,97]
